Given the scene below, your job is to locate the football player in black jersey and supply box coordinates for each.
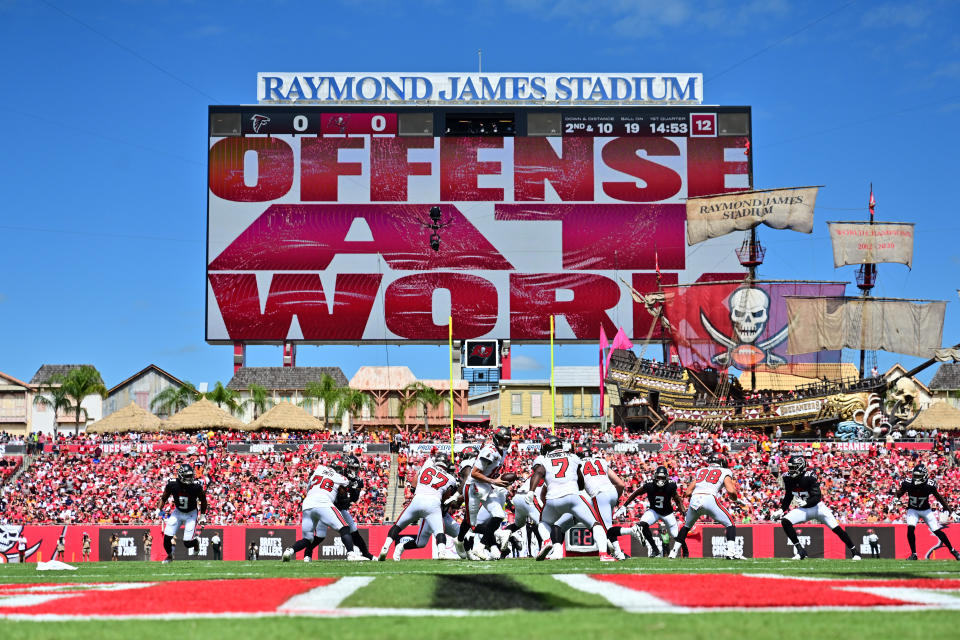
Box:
[896,463,960,560]
[776,455,859,560]
[159,463,208,563]
[616,465,684,556]
[331,455,374,560]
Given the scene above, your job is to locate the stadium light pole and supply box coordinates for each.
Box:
[550,315,556,435]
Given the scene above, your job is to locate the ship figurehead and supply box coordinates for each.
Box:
[700,285,789,370]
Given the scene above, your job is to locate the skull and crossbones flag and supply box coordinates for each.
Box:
[661,280,845,371]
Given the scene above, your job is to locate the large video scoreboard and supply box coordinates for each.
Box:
[207,103,751,344]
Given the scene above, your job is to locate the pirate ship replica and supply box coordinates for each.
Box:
[606,186,956,438]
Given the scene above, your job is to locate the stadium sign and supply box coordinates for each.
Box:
[258,73,703,105]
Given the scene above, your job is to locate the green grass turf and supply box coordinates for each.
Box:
[2,559,960,640]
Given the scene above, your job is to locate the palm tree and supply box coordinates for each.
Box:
[403,382,443,431]
[58,366,108,433]
[33,382,72,437]
[243,383,271,421]
[150,382,201,418]
[301,374,345,430]
[204,381,241,415]
[339,388,375,431]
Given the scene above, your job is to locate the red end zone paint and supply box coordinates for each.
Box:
[0,578,336,617]
[590,574,960,608]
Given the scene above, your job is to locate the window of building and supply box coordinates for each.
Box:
[562,393,575,417]
[591,394,601,417]
[530,393,542,418]
[511,393,522,415]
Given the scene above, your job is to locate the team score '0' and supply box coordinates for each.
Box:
[551,457,569,478]
[418,467,451,489]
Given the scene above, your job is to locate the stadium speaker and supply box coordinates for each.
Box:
[648,391,660,412]
[718,112,749,136]
[399,113,433,136]
[211,113,241,136]
[527,112,562,136]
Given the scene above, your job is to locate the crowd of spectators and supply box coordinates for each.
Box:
[2,424,958,527]
[0,448,389,526]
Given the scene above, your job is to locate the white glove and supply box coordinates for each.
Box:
[523,492,535,505]
[613,506,627,519]
[771,508,784,521]
[443,492,461,508]
[198,513,207,525]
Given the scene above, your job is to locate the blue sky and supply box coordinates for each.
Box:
[1,0,959,388]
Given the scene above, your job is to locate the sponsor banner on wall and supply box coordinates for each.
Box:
[846,526,895,559]
[226,442,390,454]
[99,528,152,562]
[172,528,224,561]
[316,529,370,560]
[0,444,27,454]
[245,528,298,560]
[774,525,825,558]
[701,525,753,558]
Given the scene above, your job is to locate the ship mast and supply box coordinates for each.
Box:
[855,184,877,379]
[736,228,765,390]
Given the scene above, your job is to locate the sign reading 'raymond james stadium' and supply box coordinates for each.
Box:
[257,72,703,105]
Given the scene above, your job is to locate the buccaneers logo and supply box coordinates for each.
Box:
[700,286,788,370]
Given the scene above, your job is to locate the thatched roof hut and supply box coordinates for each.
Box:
[160,398,245,431]
[247,401,324,431]
[86,402,161,434]
[908,401,960,431]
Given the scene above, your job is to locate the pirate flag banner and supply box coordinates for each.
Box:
[685,186,819,246]
[662,280,845,371]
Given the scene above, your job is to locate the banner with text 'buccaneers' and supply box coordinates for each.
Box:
[662,281,845,371]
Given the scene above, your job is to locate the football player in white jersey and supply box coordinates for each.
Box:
[379,454,460,560]
[457,428,513,558]
[507,473,545,555]
[580,443,628,559]
[283,461,367,561]
[528,435,613,562]
[669,454,743,559]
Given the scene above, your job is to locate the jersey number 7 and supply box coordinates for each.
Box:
[551,458,569,478]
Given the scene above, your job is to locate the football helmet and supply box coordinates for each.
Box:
[346,454,362,473]
[330,460,348,477]
[541,435,563,454]
[706,454,725,468]
[459,446,478,463]
[654,465,669,487]
[492,427,512,449]
[913,463,928,484]
[177,463,195,484]
[435,456,455,474]
[786,455,806,476]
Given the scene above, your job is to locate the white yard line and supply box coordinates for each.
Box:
[553,574,689,613]
[278,576,374,612]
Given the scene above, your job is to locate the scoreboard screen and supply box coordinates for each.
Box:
[207,105,751,344]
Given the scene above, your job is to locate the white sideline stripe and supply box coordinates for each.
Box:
[278,576,374,612]
[553,574,688,613]
[0,609,493,621]
[837,587,960,606]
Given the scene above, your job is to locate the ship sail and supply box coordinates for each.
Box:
[785,296,945,358]
[827,221,914,268]
[661,280,845,371]
[685,186,819,246]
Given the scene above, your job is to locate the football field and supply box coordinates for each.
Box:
[2,558,960,639]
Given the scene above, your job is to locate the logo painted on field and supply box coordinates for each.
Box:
[0,578,338,619]
[579,573,960,611]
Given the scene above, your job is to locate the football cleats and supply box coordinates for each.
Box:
[654,465,669,487]
[492,427,512,449]
[541,435,563,454]
[177,463,195,484]
[913,463,928,485]
[706,454,724,468]
[787,455,807,477]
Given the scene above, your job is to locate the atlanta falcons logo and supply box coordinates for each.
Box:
[250,114,270,133]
